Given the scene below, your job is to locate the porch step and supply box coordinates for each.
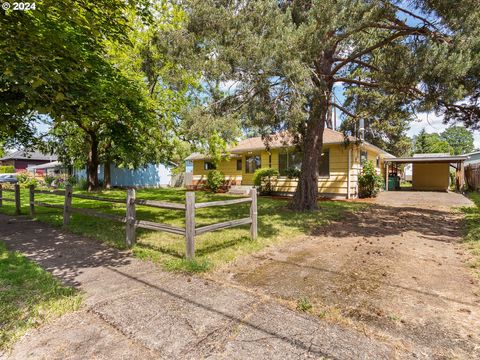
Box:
[228,185,254,196]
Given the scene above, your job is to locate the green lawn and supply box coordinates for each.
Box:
[0,242,82,350]
[462,192,480,276]
[0,187,364,272]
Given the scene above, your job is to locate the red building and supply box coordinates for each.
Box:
[0,150,57,173]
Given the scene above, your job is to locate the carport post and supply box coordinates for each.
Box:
[385,162,389,191]
[459,161,465,191]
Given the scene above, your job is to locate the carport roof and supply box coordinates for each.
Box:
[386,154,469,163]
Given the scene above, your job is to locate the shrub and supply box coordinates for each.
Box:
[0,165,15,174]
[296,297,313,312]
[206,170,224,193]
[358,160,384,198]
[253,168,279,195]
[16,172,39,188]
[44,175,56,187]
[285,167,301,179]
[76,178,88,191]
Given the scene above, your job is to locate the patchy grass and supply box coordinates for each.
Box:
[296,297,313,312]
[0,187,365,273]
[461,192,480,275]
[0,242,81,350]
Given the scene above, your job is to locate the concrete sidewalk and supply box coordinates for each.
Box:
[0,214,399,359]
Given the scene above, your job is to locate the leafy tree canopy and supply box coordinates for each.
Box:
[440,126,475,155]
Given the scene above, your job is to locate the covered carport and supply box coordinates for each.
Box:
[385,154,469,192]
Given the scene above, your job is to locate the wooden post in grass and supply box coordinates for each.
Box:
[63,185,73,226]
[29,185,35,217]
[250,188,257,240]
[0,184,2,207]
[185,191,195,259]
[14,184,21,215]
[125,188,136,247]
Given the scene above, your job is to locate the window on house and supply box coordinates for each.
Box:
[376,156,380,168]
[318,149,330,177]
[278,151,302,176]
[236,159,242,171]
[360,150,368,165]
[245,155,261,173]
[204,161,216,170]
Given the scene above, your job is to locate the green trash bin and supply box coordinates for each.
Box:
[388,176,398,191]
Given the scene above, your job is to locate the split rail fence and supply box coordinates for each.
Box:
[0,184,257,259]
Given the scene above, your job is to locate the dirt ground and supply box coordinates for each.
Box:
[210,191,480,359]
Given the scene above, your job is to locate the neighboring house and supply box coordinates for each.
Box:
[403,163,413,181]
[74,163,174,188]
[185,128,394,199]
[0,150,57,173]
[27,161,67,176]
[463,150,480,165]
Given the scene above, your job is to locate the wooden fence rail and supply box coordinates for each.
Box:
[1,185,257,259]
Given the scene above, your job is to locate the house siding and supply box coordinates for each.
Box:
[191,143,389,198]
[75,163,173,187]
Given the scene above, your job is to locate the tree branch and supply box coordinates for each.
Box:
[331,30,412,75]
[384,2,440,32]
[329,102,357,119]
[334,77,380,87]
[333,57,379,72]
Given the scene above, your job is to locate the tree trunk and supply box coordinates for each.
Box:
[290,94,328,211]
[290,48,335,211]
[87,135,100,191]
[104,159,111,189]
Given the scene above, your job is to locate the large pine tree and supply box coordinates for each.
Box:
[187,0,479,210]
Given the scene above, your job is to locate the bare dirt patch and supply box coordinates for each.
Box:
[210,196,480,359]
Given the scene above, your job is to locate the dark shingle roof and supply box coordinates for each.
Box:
[0,150,57,161]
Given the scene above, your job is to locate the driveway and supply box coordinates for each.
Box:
[374,190,473,210]
[211,192,480,359]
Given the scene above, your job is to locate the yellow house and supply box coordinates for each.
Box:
[185,129,394,199]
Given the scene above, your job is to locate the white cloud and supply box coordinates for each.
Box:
[407,112,480,149]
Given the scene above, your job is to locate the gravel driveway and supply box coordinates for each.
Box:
[211,192,480,359]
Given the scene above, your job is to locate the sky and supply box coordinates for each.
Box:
[407,112,480,149]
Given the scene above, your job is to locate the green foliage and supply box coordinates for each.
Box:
[75,178,89,191]
[16,172,39,188]
[413,129,452,154]
[358,161,384,198]
[44,175,55,187]
[441,126,475,155]
[163,258,211,273]
[285,167,301,179]
[296,297,313,312]
[0,166,15,174]
[0,242,81,349]
[206,170,224,193]
[253,168,279,195]
[461,193,480,275]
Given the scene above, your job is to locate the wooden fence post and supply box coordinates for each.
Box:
[29,185,35,217]
[185,191,195,260]
[0,184,2,207]
[126,188,136,247]
[250,188,257,240]
[63,185,73,226]
[14,184,21,215]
